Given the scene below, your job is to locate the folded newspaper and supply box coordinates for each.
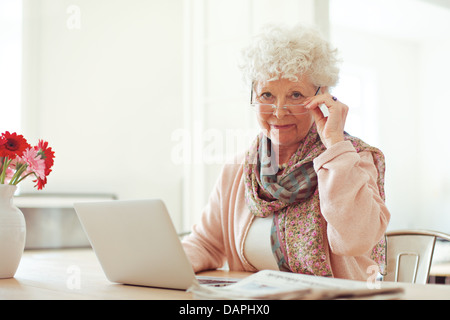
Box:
[188,270,404,300]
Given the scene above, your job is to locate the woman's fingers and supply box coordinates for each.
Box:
[305,94,348,148]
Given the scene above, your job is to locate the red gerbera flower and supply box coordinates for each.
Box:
[0,132,31,159]
[33,140,55,190]
[34,140,55,176]
[34,176,47,190]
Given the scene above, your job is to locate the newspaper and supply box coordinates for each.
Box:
[188,270,404,300]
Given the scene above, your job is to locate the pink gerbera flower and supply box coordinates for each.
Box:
[21,148,46,180]
[4,167,15,184]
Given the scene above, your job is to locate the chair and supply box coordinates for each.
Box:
[384,229,450,284]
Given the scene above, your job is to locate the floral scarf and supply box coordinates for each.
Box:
[244,124,386,276]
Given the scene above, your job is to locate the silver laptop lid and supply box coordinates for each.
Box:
[74,199,196,290]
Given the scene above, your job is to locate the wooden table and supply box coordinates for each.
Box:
[0,249,248,300]
[1,249,450,300]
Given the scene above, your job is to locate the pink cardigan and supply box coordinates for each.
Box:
[182,140,390,281]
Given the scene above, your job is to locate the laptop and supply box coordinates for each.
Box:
[74,199,238,290]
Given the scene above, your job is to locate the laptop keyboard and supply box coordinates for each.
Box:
[196,276,239,287]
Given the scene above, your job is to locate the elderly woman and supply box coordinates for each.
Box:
[182,24,390,281]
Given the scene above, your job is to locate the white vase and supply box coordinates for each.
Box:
[0,184,26,278]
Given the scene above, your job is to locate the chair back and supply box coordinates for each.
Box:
[385,230,450,284]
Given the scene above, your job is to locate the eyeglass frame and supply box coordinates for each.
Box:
[250,81,321,115]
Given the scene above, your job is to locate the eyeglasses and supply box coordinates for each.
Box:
[250,85,321,115]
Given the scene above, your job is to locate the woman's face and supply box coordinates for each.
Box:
[253,76,317,148]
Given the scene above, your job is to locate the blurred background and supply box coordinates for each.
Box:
[1,0,450,235]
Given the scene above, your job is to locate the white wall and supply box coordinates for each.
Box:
[21,0,184,229]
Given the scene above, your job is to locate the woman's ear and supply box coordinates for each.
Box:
[320,86,329,94]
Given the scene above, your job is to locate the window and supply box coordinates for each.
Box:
[330,0,450,232]
[331,65,378,146]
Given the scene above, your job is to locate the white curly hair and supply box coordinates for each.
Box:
[239,24,341,89]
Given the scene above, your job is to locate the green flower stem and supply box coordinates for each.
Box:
[9,164,28,185]
[13,172,34,185]
[0,157,3,183]
[0,157,10,184]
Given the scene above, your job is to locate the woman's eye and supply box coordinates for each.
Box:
[259,92,273,101]
[291,92,304,99]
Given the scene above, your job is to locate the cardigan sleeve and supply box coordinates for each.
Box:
[181,169,227,273]
[313,140,390,257]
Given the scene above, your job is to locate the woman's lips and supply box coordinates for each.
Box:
[270,124,296,130]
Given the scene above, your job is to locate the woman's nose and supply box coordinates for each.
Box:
[273,102,289,119]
